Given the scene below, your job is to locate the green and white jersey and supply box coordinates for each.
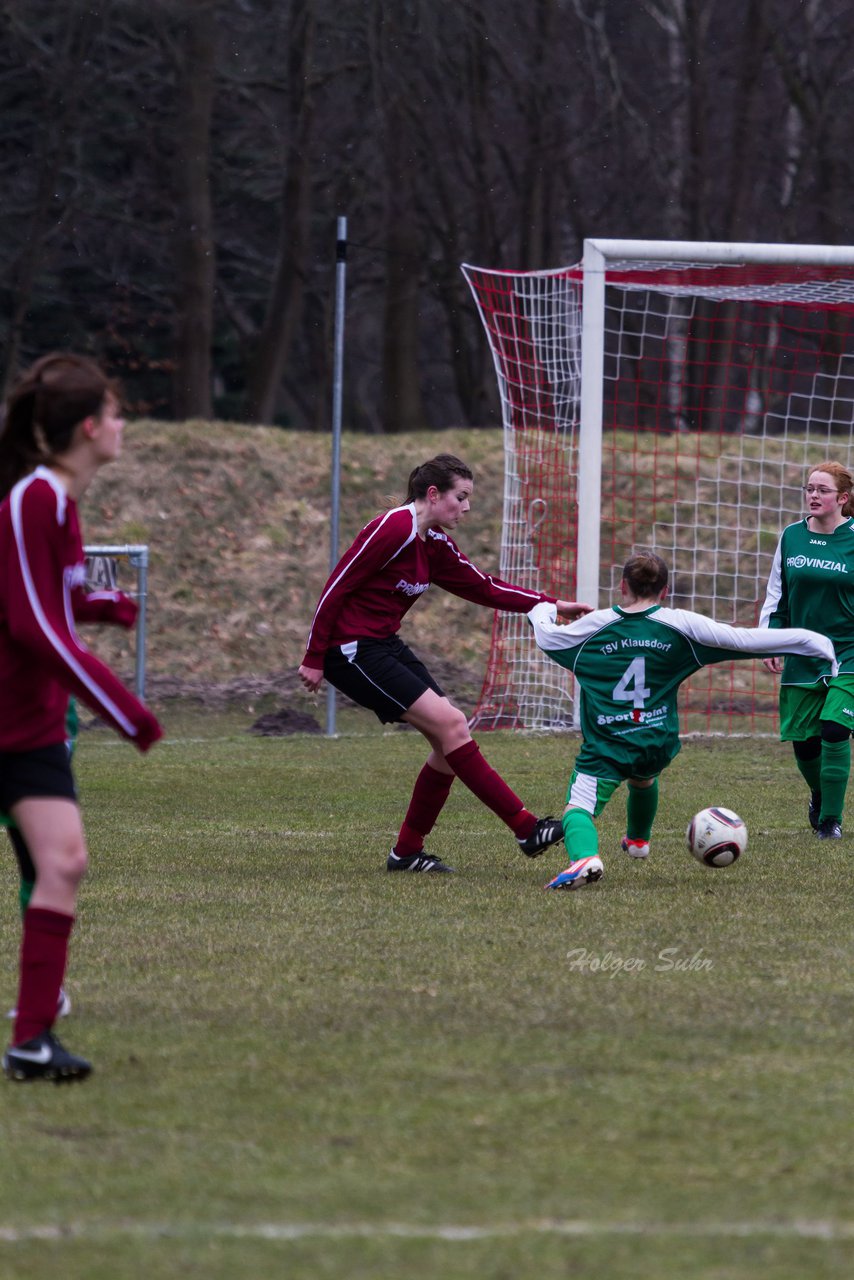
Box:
[529,602,837,781]
[759,517,854,685]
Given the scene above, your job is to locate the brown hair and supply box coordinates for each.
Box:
[404,454,473,503]
[622,552,668,600]
[807,461,854,517]
[0,353,117,498]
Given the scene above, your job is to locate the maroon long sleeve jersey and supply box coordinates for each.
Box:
[0,467,162,753]
[302,503,555,667]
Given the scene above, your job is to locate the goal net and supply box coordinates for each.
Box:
[84,543,150,698]
[462,240,854,733]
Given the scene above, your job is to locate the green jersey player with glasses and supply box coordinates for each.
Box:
[759,461,854,841]
[527,553,837,890]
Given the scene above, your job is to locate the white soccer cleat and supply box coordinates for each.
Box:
[621,836,650,859]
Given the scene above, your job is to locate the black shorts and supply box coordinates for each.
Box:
[0,743,77,814]
[324,636,445,724]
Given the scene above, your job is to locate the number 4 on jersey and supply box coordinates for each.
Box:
[612,656,650,708]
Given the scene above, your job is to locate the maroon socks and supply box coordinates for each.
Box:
[394,762,455,855]
[14,906,74,1046]
[444,741,534,836]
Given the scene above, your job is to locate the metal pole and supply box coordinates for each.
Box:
[326,215,347,736]
[132,545,149,700]
[83,543,148,700]
[574,239,606,728]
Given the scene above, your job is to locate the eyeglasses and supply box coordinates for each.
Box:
[803,485,837,496]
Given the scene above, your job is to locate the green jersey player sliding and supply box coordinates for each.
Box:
[528,552,838,891]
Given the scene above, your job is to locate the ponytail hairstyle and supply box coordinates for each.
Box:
[807,461,854,517]
[0,353,117,499]
[622,551,668,601]
[404,453,473,503]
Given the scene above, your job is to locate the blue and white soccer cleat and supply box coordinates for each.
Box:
[544,856,604,890]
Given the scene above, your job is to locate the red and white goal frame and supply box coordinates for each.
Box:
[462,239,854,734]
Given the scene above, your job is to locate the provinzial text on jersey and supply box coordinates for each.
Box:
[786,555,849,573]
[394,580,430,597]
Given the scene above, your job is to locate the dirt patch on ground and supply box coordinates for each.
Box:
[248,708,322,735]
[142,652,484,722]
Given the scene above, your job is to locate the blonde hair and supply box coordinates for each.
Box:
[808,461,854,517]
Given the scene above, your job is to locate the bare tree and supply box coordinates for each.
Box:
[370,0,426,432]
[244,0,316,425]
[0,5,99,392]
[171,1,217,419]
[5,0,854,428]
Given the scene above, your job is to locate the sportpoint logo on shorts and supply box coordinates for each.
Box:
[787,555,848,573]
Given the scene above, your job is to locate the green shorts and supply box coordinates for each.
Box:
[565,769,656,817]
[573,738,678,783]
[779,673,854,741]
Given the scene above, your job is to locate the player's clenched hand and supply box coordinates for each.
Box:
[112,592,138,629]
[554,599,594,623]
[298,662,324,692]
[762,656,783,675]
[135,710,163,752]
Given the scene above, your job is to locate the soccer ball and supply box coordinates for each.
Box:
[686,806,747,868]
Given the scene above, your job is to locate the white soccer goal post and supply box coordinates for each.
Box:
[84,543,149,699]
[462,239,854,734]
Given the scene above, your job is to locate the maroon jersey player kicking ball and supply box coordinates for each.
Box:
[299,453,590,872]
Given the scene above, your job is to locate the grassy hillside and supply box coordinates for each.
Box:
[82,423,509,711]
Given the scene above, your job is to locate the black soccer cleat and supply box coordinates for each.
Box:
[387,849,454,873]
[815,817,842,841]
[517,816,565,858]
[3,1030,92,1083]
[808,790,822,832]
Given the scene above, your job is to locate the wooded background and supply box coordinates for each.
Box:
[1,0,850,431]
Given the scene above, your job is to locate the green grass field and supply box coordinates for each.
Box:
[1,715,853,1279]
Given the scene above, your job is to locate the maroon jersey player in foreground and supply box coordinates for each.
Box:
[299,453,590,872]
[0,354,163,1084]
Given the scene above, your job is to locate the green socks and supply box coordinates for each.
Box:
[561,807,599,861]
[19,878,34,915]
[820,739,850,822]
[794,749,822,795]
[626,779,659,841]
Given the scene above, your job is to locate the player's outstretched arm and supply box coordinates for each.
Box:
[73,587,138,629]
[554,599,594,622]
